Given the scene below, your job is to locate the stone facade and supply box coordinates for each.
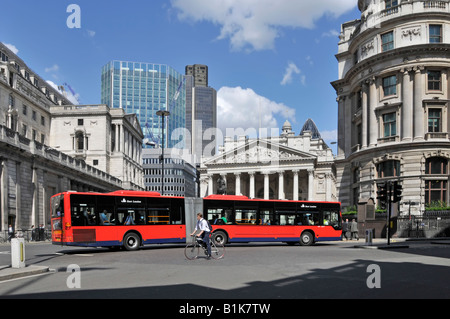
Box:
[199,120,336,202]
[332,0,450,216]
[0,42,143,234]
[50,104,144,190]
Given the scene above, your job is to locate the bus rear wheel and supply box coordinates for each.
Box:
[212,231,228,245]
[300,231,314,246]
[123,232,141,251]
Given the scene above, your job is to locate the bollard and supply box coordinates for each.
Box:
[11,238,26,269]
[365,229,373,246]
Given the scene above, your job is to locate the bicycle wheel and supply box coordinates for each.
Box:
[184,244,199,260]
[210,242,225,259]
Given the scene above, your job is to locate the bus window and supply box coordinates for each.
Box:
[279,214,297,225]
[51,195,64,217]
[147,207,170,225]
[207,208,233,225]
[97,196,116,225]
[118,209,145,225]
[235,208,257,225]
[259,209,273,225]
[208,209,226,225]
[299,212,319,226]
[323,210,341,229]
[99,210,115,225]
[70,194,97,226]
[71,204,96,226]
[170,199,184,224]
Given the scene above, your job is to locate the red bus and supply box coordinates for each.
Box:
[51,191,342,250]
[51,190,186,251]
[204,195,342,246]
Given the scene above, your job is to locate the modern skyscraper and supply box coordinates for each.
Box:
[101,61,186,149]
[185,64,208,87]
[185,64,217,164]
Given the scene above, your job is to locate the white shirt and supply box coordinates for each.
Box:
[195,218,211,232]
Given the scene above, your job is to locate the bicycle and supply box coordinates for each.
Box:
[185,234,225,260]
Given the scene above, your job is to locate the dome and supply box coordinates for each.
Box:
[300,118,321,139]
[282,120,292,130]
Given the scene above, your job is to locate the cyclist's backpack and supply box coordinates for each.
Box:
[206,219,213,232]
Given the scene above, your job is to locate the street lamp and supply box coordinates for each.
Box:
[156,110,170,195]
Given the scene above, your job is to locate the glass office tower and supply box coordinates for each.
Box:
[101,61,186,148]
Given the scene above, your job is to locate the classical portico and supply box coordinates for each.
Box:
[199,120,336,202]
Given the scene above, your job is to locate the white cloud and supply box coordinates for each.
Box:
[320,129,337,143]
[5,43,19,54]
[170,0,355,51]
[322,29,340,38]
[281,62,301,86]
[86,30,96,37]
[217,86,295,137]
[45,64,59,73]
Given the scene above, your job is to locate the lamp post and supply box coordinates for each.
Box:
[156,110,170,195]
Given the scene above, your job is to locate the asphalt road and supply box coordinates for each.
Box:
[0,239,449,300]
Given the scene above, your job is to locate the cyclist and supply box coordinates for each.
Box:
[190,212,211,259]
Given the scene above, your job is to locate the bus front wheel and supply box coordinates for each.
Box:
[123,232,141,251]
[300,231,314,246]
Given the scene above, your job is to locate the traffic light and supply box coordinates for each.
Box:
[392,181,402,203]
[376,183,388,209]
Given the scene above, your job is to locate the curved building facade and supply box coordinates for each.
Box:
[332,0,450,216]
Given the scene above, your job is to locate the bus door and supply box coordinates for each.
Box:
[50,194,64,245]
[270,202,304,241]
[233,201,261,240]
[69,194,98,244]
[146,197,185,243]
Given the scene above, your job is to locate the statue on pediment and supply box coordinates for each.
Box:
[216,176,227,195]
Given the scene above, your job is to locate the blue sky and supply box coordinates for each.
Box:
[0,0,359,154]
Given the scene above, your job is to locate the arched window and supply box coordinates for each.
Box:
[425,157,447,175]
[377,160,400,178]
[75,131,84,150]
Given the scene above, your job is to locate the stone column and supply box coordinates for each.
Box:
[234,172,241,195]
[208,174,213,196]
[249,171,255,199]
[278,171,285,200]
[337,95,346,157]
[369,77,378,147]
[292,169,299,201]
[413,66,425,141]
[16,162,22,229]
[402,68,413,141]
[0,159,8,231]
[114,124,119,152]
[120,125,125,154]
[264,172,270,200]
[361,81,369,149]
[308,169,314,201]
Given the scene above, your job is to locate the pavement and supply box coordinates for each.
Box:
[0,265,51,282]
[0,238,449,282]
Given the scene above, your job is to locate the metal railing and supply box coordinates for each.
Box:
[397,216,450,238]
[0,229,52,243]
